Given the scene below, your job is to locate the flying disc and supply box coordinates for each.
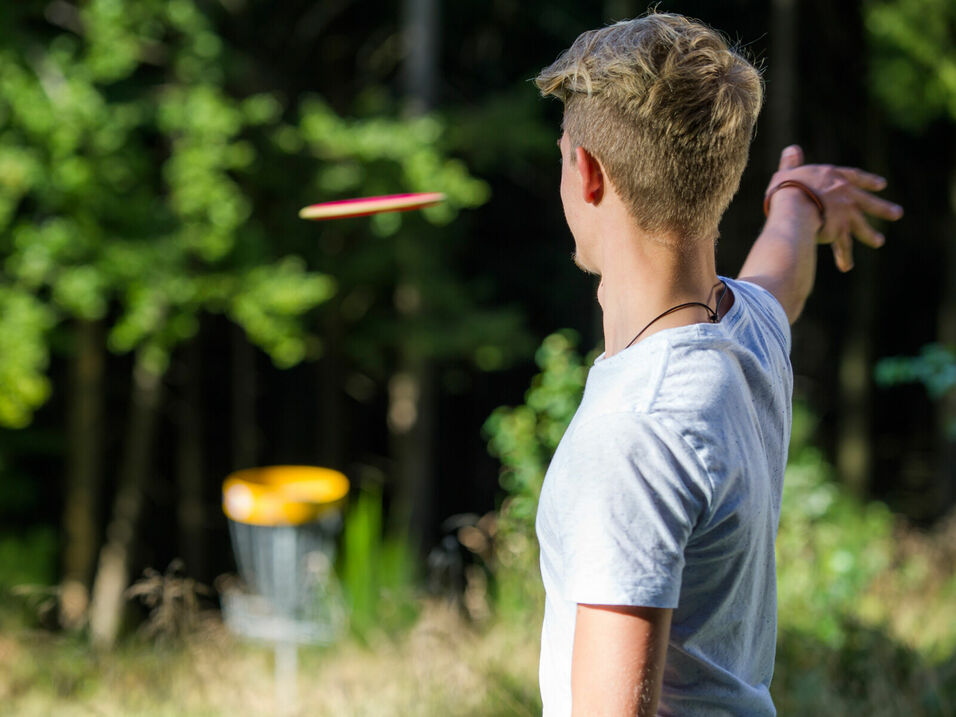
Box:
[298,192,445,221]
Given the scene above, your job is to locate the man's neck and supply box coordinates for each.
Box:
[596,223,721,358]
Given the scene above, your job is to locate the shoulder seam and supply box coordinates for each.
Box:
[730,278,791,353]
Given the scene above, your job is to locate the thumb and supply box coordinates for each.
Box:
[778,144,804,170]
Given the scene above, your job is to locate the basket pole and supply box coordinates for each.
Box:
[275,639,298,715]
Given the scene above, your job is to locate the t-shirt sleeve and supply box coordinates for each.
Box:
[557,413,709,609]
[731,278,792,355]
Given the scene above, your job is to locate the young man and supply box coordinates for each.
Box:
[533,13,902,716]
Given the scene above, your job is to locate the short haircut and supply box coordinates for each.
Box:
[536,12,763,244]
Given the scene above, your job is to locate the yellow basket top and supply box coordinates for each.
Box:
[222,465,349,527]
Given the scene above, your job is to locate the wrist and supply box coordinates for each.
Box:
[764,180,825,233]
[764,184,824,235]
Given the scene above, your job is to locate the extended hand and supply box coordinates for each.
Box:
[766,145,904,272]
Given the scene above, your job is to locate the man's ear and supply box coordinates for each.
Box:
[574,146,604,205]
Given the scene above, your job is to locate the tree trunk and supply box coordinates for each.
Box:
[231,325,258,470]
[402,0,438,115]
[317,308,346,470]
[836,257,876,495]
[88,356,163,648]
[812,0,875,496]
[388,351,435,546]
[768,0,797,164]
[935,179,956,511]
[177,336,205,580]
[836,90,888,497]
[59,319,105,630]
[389,0,440,549]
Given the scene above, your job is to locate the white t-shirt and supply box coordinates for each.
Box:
[536,278,792,716]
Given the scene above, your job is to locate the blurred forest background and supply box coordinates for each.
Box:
[0,0,955,714]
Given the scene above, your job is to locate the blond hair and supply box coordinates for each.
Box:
[536,12,763,244]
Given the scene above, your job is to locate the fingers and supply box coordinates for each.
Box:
[830,232,855,273]
[778,145,804,171]
[824,202,889,273]
[836,166,887,192]
[849,211,885,248]
[767,152,903,275]
[845,185,904,221]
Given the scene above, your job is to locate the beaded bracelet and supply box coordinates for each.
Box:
[763,180,826,227]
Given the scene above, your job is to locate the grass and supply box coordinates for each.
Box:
[773,620,956,716]
[3,526,956,717]
[3,503,955,715]
[3,394,956,714]
[0,602,542,716]
[3,581,954,716]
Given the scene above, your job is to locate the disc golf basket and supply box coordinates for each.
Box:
[221,465,349,714]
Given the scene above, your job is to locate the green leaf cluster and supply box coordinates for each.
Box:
[296,97,490,231]
[0,1,515,422]
[876,344,956,435]
[876,343,956,400]
[267,94,529,380]
[226,259,336,369]
[0,2,297,387]
[338,488,419,640]
[0,525,56,588]
[483,330,591,615]
[776,402,895,647]
[482,336,946,655]
[0,288,54,428]
[866,0,956,130]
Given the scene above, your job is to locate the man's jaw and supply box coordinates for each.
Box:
[573,251,600,276]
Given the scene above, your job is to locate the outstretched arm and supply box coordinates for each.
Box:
[738,145,903,323]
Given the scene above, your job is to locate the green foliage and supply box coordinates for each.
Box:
[866,0,956,130]
[483,330,591,615]
[448,88,562,175]
[286,96,530,378]
[296,98,491,230]
[876,343,956,434]
[773,621,956,716]
[485,333,956,692]
[776,402,895,647]
[864,0,956,446]
[226,259,336,368]
[0,525,56,588]
[876,343,956,399]
[0,288,55,427]
[338,488,419,640]
[0,0,361,424]
[0,0,531,433]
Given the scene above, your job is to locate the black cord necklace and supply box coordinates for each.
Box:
[623,282,729,350]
